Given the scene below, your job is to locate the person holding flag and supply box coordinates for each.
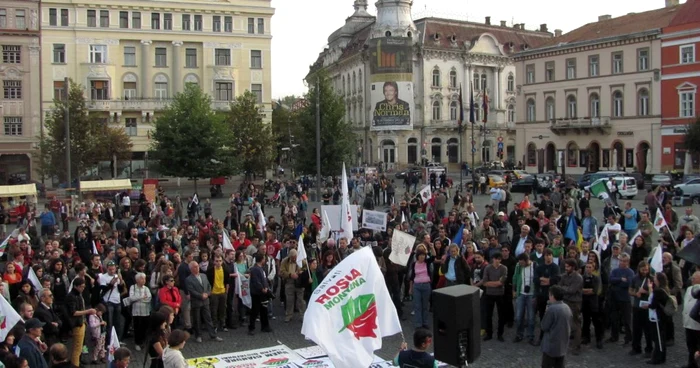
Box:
[279,248,306,322]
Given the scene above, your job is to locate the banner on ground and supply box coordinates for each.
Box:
[361,210,388,232]
[321,205,360,232]
[389,230,415,266]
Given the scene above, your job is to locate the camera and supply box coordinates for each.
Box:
[524,285,531,293]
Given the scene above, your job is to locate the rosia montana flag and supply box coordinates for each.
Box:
[301,247,402,368]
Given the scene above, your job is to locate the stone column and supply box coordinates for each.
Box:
[171,41,183,94]
[140,40,152,98]
[496,67,502,110]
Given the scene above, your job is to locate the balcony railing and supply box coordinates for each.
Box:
[549,116,611,134]
[85,98,232,111]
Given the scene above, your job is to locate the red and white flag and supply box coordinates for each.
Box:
[107,326,120,362]
[653,208,668,232]
[0,295,22,341]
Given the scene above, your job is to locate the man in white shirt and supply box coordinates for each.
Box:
[99,261,124,343]
[683,271,700,368]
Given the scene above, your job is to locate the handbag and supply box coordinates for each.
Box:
[662,290,678,316]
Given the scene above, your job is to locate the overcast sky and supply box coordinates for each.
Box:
[270,0,683,99]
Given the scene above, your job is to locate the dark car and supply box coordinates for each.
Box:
[395,167,422,180]
[510,174,554,194]
[628,171,645,190]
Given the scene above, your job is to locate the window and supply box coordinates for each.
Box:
[590,93,600,118]
[60,9,68,26]
[545,97,555,121]
[123,82,136,99]
[182,14,190,30]
[163,13,172,30]
[15,10,25,29]
[507,105,515,123]
[473,73,480,90]
[151,12,160,29]
[680,91,696,118]
[53,81,66,100]
[449,70,457,88]
[99,10,109,27]
[0,9,6,28]
[638,89,649,116]
[185,48,197,67]
[432,100,441,120]
[527,143,537,166]
[215,82,233,101]
[132,12,141,29]
[545,61,555,82]
[224,16,232,32]
[612,52,623,74]
[566,58,576,79]
[194,15,202,31]
[53,44,65,63]
[507,74,514,92]
[567,95,577,118]
[250,50,262,69]
[3,117,22,136]
[89,45,106,63]
[125,118,137,136]
[2,45,21,64]
[258,18,264,34]
[123,46,135,66]
[358,70,363,91]
[215,48,230,66]
[567,143,578,167]
[638,48,649,71]
[213,16,221,32]
[248,18,254,34]
[155,47,167,67]
[526,99,536,122]
[154,82,168,99]
[526,65,535,84]
[449,101,458,120]
[480,74,487,91]
[119,11,128,28]
[87,9,96,27]
[3,81,21,99]
[90,80,109,100]
[251,84,263,103]
[681,45,695,64]
[613,91,624,117]
[432,69,440,87]
[49,8,57,26]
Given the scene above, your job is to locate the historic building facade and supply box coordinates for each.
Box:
[660,0,700,171]
[0,0,41,183]
[40,0,274,178]
[309,0,552,170]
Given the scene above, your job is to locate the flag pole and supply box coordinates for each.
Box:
[469,82,476,194]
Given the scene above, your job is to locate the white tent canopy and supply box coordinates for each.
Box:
[79,179,132,192]
[0,184,37,197]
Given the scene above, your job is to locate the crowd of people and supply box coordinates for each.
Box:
[0,172,699,368]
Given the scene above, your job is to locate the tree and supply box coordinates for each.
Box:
[149,84,237,191]
[682,118,700,173]
[39,80,132,183]
[222,91,275,178]
[293,73,355,176]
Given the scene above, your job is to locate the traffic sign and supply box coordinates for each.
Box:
[472,148,477,153]
[497,136,503,142]
[498,142,504,149]
[471,140,476,145]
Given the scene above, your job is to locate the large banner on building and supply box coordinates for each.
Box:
[369,37,414,131]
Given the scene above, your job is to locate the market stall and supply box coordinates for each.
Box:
[79,179,136,210]
[0,183,38,224]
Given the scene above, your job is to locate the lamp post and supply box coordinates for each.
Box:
[315,77,322,202]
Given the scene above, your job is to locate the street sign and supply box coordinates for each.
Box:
[471,140,476,145]
[498,142,504,149]
[497,136,503,142]
[472,148,477,153]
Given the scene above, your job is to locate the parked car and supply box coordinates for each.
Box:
[587,176,638,199]
[628,171,645,190]
[510,174,553,194]
[674,178,700,204]
[395,167,422,180]
[578,171,625,189]
[650,174,673,191]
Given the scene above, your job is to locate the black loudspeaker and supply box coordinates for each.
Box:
[432,285,481,366]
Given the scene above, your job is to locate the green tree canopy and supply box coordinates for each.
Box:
[293,74,355,176]
[222,91,274,177]
[684,117,700,154]
[149,84,237,189]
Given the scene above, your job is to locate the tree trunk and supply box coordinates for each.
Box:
[193,178,198,194]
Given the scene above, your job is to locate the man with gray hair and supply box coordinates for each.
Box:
[35,288,61,353]
[185,261,223,343]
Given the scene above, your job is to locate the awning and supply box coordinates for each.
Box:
[0,184,37,197]
[79,179,133,192]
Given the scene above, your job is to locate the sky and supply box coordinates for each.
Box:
[270,0,684,99]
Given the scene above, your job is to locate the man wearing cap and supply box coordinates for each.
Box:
[18,318,49,368]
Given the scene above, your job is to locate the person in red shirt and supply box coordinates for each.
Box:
[264,231,281,259]
[233,232,251,251]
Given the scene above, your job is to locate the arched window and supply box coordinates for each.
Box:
[638,89,649,116]
[589,93,600,118]
[450,100,458,120]
[473,73,480,91]
[432,68,441,87]
[567,95,577,118]
[507,105,515,123]
[527,143,537,166]
[567,142,578,167]
[613,91,624,117]
[154,74,169,99]
[526,99,536,122]
[358,70,363,91]
[352,72,356,93]
[431,137,442,163]
[407,137,418,164]
[481,74,487,91]
[347,74,351,95]
[545,97,555,121]
[342,76,346,96]
[449,70,457,88]
[447,138,459,163]
[432,100,441,120]
[507,74,515,92]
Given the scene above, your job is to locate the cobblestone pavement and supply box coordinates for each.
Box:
[78,178,695,367]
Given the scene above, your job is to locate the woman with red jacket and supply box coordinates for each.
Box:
[157,274,182,316]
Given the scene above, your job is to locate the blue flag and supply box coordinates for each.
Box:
[564,212,578,245]
[294,223,304,239]
[469,83,476,124]
[452,224,465,250]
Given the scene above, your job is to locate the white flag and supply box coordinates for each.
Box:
[418,185,432,204]
[234,266,252,308]
[319,210,332,243]
[650,245,663,273]
[0,294,22,341]
[192,193,199,206]
[92,241,99,255]
[297,235,308,269]
[401,211,406,225]
[653,208,668,232]
[340,163,353,238]
[107,326,120,362]
[301,247,402,368]
[592,225,600,252]
[0,229,20,257]
[258,209,267,234]
[597,224,610,252]
[28,267,42,292]
[221,232,234,251]
[389,230,415,266]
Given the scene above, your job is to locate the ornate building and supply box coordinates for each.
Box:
[0,0,41,183]
[309,0,552,169]
[40,0,274,178]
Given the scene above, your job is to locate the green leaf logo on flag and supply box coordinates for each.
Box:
[338,294,378,339]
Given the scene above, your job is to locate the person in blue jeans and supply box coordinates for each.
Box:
[409,249,434,329]
[513,252,537,344]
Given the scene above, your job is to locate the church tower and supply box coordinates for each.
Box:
[370,0,418,42]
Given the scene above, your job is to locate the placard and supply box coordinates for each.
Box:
[361,210,388,231]
[186,345,299,368]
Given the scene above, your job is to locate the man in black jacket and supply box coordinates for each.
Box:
[65,278,96,367]
[34,288,62,357]
[205,254,231,332]
[248,253,273,335]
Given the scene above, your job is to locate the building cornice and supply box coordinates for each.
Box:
[660,27,700,39]
[45,1,275,15]
[41,26,273,41]
[422,48,512,66]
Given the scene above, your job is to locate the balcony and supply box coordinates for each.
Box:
[85,99,232,112]
[549,116,611,135]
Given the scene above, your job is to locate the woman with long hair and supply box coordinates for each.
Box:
[644,272,673,365]
[12,280,37,311]
[146,311,169,368]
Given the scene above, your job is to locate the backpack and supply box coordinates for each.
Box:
[662,290,678,316]
[635,209,641,223]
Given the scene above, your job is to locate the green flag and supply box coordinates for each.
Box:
[588,180,608,198]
